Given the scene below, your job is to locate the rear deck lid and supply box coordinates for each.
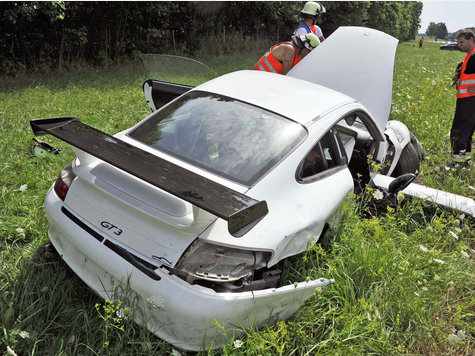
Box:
[31,117,269,238]
[63,157,218,266]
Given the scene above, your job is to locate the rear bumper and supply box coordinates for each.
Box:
[45,187,333,351]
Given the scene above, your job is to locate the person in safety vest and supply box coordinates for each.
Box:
[294,1,326,42]
[255,33,320,75]
[447,29,475,168]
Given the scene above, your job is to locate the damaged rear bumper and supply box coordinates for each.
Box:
[45,188,334,351]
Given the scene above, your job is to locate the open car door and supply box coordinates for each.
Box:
[143,79,192,112]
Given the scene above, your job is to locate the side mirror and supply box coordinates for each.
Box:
[388,173,416,195]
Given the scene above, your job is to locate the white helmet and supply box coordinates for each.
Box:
[301,2,326,17]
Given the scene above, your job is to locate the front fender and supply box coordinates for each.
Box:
[384,120,411,175]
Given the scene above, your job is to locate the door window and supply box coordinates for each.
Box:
[297,129,346,182]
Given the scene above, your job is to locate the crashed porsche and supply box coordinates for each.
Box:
[30,27,475,351]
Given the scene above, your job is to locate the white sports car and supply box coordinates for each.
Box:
[30,27,474,351]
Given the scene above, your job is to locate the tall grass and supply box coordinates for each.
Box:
[0,42,473,355]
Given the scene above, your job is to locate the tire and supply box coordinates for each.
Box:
[392,142,421,177]
[318,224,334,250]
[410,132,425,162]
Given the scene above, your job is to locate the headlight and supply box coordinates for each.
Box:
[175,239,270,283]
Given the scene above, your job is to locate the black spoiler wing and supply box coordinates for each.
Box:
[31,117,268,237]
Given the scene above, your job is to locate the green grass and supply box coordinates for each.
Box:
[0,42,474,355]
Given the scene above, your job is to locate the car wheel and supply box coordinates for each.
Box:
[410,132,425,162]
[318,223,336,250]
[392,142,421,177]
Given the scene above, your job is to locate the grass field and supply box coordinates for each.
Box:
[0,42,474,355]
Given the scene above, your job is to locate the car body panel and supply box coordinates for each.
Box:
[64,171,207,266]
[384,120,411,175]
[440,42,459,51]
[46,188,334,351]
[199,104,369,264]
[288,26,398,133]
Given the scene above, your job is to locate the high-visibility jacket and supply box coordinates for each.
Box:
[456,48,475,99]
[255,43,302,74]
[310,24,325,41]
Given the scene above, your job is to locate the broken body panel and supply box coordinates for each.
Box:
[372,174,475,217]
[45,190,334,351]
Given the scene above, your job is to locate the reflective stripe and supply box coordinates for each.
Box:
[259,58,271,72]
[457,88,475,94]
[262,56,277,73]
[256,62,266,71]
[456,50,475,97]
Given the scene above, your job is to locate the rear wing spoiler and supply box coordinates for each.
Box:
[143,79,193,112]
[30,117,268,237]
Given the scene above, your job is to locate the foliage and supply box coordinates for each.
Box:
[365,1,423,41]
[0,1,423,74]
[426,22,449,40]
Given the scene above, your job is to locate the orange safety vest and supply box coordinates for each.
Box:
[456,48,475,99]
[255,43,302,74]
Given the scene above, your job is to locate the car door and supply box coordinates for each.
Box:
[294,109,384,243]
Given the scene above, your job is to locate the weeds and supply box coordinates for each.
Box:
[95,300,129,349]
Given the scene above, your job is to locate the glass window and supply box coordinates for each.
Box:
[298,130,345,180]
[334,125,358,162]
[128,91,307,185]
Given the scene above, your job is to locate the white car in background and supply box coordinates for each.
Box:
[30,27,474,351]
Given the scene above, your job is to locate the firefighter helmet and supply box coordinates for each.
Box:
[301,2,326,17]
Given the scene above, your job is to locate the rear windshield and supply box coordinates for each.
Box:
[128,91,306,185]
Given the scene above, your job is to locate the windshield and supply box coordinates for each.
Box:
[128,91,307,185]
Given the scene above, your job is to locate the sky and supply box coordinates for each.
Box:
[420,1,475,33]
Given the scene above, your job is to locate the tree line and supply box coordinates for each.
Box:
[425,22,448,40]
[0,1,422,75]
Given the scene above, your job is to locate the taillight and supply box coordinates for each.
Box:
[54,164,76,201]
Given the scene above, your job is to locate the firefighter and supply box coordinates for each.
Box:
[294,1,326,42]
[255,33,320,75]
[418,35,424,48]
[448,29,475,168]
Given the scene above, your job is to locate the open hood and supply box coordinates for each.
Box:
[288,26,398,133]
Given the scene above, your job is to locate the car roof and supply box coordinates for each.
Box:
[194,70,354,126]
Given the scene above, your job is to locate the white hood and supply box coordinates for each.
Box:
[288,26,398,132]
